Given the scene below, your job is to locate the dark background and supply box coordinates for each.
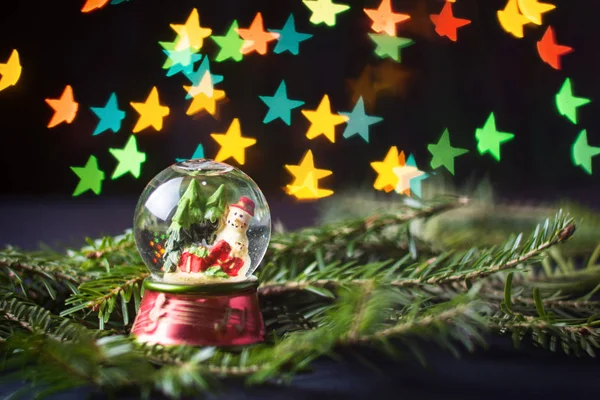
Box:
[0,0,598,246]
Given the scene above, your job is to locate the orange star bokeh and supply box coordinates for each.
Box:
[45,85,79,128]
[81,0,109,13]
[364,0,410,36]
[537,26,573,70]
[430,2,471,42]
[237,13,279,55]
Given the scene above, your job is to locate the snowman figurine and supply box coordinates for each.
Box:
[212,196,255,278]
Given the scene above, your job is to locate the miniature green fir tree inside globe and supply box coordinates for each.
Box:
[133,159,271,285]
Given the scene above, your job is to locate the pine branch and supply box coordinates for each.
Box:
[1,334,158,398]
[0,290,93,341]
[490,314,600,357]
[78,230,140,267]
[285,196,467,252]
[481,287,600,311]
[259,197,467,283]
[0,196,595,398]
[490,270,600,357]
[62,264,148,329]
[0,257,80,284]
[259,211,575,295]
[248,286,489,383]
[355,301,486,346]
[0,248,84,301]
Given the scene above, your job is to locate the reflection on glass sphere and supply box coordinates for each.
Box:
[133,159,271,285]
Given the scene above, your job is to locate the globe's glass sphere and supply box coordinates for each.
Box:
[133,159,271,285]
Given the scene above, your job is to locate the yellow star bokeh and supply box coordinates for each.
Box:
[170,8,212,51]
[302,95,348,143]
[370,146,401,192]
[185,71,214,98]
[497,0,532,38]
[517,0,555,25]
[210,118,256,165]
[287,172,334,199]
[0,49,22,92]
[130,87,170,133]
[184,88,226,116]
[285,150,333,200]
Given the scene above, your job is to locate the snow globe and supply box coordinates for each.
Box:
[131,159,271,346]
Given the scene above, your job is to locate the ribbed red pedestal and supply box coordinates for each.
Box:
[131,280,264,346]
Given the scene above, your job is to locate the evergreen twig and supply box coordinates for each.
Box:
[260,211,575,295]
[1,199,597,399]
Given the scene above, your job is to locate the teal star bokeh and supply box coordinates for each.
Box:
[339,97,383,142]
[183,57,224,99]
[270,14,313,55]
[259,80,305,125]
[406,154,431,198]
[160,40,201,77]
[176,144,205,162]
[90,92,126,136]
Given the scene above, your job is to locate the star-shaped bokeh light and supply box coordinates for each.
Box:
[185,87,226,117]
[81,0,109,13]
[109,135,147,179]
[184,57,223,97]
[270,14,313,55]
[46,85,79,128]
[427,128,468,175]
[286,172,335,200]
[0,49,21,92]
[176,144,205,162]
[371,146,401,192]
[237,13,279,55]
[160,37,202,77]
[405,154,430,198]
[210,119,256,165]
[348,62,413,111]
[392,152,424,195]
[572,129,600,175]
[259,80,305,125]
[185,71,214,99]
[170,8,212,51]
[369,33,414,62]
[70,155,105,196]
[497,0,532,38]
[517,0,555,25]
[537,26,573,70]
[364,0,410,36]
[475,113,515,161]
[130,87,170,133]
[211,21,245,62]
[339,96,383,143]
[430,2,471,42]
[302,0,350,27]
[285,150,333,200]
[302,95,349,143]
[90,92,126,136]
[555,78,590,125]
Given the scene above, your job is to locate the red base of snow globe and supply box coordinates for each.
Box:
[131,279,264,346]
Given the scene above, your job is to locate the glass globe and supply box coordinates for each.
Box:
[133,159,271,285]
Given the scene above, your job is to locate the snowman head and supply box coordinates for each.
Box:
[225,196,255,232]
